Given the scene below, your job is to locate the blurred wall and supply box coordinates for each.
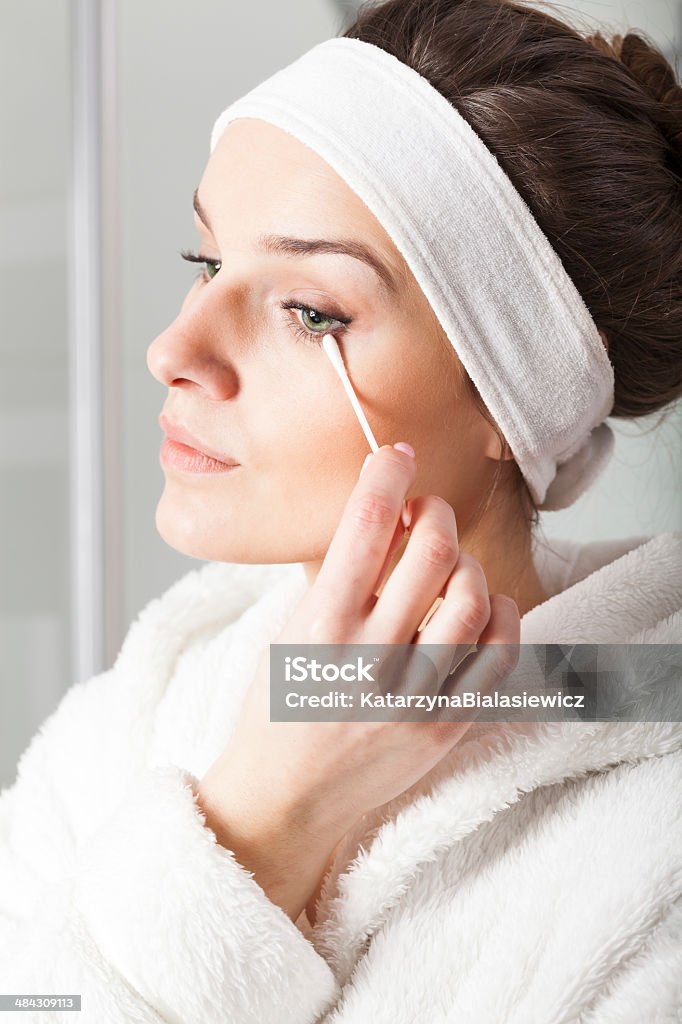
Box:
[0,1,72,789]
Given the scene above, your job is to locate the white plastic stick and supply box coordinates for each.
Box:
[321,334,411,530]
[321,334,379,453]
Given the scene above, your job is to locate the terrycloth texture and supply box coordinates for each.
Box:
[210,36,616,511]
[0,532,680,1022]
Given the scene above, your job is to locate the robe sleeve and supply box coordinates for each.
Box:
[73,762,341,1024]
[0,663,340,1024]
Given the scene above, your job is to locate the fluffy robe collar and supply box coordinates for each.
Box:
[113,530,682,982]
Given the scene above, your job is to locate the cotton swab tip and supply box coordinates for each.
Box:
[321,332,344,371]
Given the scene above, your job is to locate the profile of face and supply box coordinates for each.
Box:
[147,118,506,568]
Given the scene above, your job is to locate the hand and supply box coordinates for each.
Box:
[195,443,520,921]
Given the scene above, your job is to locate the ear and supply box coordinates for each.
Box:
[481,414,515,462]
[598,328,609,352]
[484,433,515,462]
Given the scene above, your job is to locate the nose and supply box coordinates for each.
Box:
[146,294,239,400]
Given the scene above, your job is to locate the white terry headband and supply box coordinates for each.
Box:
[210,35,616,511]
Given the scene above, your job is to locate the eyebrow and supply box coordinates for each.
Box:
[192,188,400,296]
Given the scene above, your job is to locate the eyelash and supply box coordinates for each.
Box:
[179,248,353,345]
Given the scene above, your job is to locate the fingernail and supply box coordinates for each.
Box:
[359,453,372,478]
[393,442,415,458]
[401,501,412,530]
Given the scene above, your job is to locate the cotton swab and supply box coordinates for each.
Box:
[321,333,411,530]
[321,334,379,453]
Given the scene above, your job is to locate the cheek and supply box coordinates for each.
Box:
[248,323,463,495]
[345,328,460,445]
[239,349,370,529]
[260,357,369,470]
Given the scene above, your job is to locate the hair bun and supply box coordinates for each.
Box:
[601,32,682,168]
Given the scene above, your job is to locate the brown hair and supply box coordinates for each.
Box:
[343,0,682,530]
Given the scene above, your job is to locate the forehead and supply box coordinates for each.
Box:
[199,118,408,276]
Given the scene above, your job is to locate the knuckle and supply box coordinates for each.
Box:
[417,530,458,569]
[455,550,483,574]
[423,494,457,521]
[493,593,520,618]
[454,592,490,632]
[353,492,396,531]
[380,447,415,473]
[416,495,458,540]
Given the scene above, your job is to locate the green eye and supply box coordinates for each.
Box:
[280,299,353,346]
[300,307,334,333]
[179,249,221,281]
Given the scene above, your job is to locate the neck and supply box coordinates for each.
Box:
[458,518,549,619]
[302,502,549,621]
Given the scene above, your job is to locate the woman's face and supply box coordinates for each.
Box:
[147,118,500,565]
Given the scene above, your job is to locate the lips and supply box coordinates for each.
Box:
[158,413,239,466]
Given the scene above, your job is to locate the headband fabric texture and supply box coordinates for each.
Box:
[210,36,616,511]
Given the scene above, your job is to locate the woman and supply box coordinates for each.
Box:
[2,0,681,1021]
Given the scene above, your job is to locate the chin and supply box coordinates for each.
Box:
[154,500,238,562]
[154,494,308,565]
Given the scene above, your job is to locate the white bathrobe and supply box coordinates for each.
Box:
[1,530,681,1023]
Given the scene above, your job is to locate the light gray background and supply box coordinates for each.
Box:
[1,0,680,788]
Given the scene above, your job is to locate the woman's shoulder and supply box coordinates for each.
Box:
[524,529,682,643]
[533,528,681,590]
[3,562,303,794]
[2,560,308,846]
[113,559,304,676]
[322,745,682,1021]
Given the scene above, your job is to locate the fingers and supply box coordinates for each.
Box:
[372,516,411,602]
[368,495,461,640]
[310,442,520,731]
[439,593,521,703]
[413,558,519,711]
[414,551,490,646]
[314,445,417,619]
[400,549,489,683]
